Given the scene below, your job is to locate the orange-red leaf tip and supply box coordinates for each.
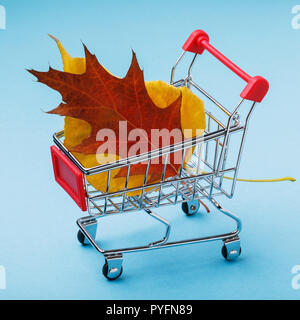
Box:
[48,34,59,43]
[82,43,92,56]
[27,68,39,79]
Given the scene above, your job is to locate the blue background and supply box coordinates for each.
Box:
[0,0,299,299]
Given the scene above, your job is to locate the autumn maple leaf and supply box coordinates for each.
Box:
[28,45,184,183]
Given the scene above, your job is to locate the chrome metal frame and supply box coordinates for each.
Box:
[53,50,258,279]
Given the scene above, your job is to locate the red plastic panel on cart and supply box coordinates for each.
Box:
[50,146,87,211]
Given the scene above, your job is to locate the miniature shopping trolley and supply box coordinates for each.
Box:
[50,30,269,280]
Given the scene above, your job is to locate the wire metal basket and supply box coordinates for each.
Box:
[51,29,268,280]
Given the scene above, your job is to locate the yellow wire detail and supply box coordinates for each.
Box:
[225,176,296,183]
[184,167,296,183]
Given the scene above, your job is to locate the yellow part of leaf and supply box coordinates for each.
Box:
[57,41,86,74]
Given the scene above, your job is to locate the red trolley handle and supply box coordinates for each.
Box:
[182,30,269,103]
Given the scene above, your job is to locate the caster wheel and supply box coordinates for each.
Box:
[222,244,241,261]
[102,262,123,281]
[182,200,200,216]
[77,230,88,246]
